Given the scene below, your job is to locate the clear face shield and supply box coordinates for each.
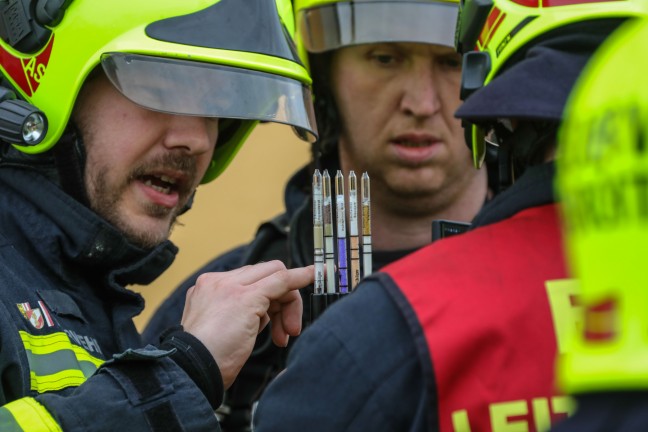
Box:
[298,0,459,52]
[101,53,318,142]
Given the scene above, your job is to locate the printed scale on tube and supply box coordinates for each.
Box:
[361,172,372,278]
[312,170,325,293]
[322,170,336,295]
[310,170,327,323]
[348,171,361,290]
[335,170,349,294]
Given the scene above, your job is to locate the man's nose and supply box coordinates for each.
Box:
[399,64,441,119]
[163,115,218,155]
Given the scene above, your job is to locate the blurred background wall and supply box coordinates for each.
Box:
[133,122,311,330]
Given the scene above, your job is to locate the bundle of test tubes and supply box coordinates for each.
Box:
[311,169,372,323]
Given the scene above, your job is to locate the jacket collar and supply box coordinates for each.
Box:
[471,161,556,228]
[0,167,177,288]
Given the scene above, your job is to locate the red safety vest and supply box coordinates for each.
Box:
[385,204,576,432]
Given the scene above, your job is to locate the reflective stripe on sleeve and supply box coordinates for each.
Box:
[19,331,104,392]
[0,398,62,431]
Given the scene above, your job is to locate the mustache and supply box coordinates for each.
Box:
[130,151,199,195]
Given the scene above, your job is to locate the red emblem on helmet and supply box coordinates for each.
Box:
[0,34,54,97]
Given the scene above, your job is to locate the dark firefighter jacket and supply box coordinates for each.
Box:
[0,167,222,431]
[254,162,576,432]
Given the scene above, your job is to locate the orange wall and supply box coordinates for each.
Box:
[132,122,311,330]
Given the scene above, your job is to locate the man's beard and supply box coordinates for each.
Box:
[87,152,197,249]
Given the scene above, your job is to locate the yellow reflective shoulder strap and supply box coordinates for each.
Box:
[19,331,104,392]
[0,397,62,431]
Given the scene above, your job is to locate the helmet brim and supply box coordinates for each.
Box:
[298,1,459,53]
[102,52,318,142]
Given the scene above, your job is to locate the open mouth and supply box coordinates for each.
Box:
[140,174,180,195]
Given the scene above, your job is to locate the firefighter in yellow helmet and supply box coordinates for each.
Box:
[551,17,648,432]
[251,1,648,431]
[0,0,317,430]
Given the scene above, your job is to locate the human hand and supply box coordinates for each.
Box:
[181,260,314,388]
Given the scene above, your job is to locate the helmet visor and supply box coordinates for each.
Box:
[298,1,459,53]
[101,53,318,142]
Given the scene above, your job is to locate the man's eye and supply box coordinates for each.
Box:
[440,56,462,69]
[372,53,396,65]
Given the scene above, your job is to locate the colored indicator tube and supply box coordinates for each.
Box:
[348,171,361,290]
[361,172,372,278]
[312,169,325,294]
[322,170,336,294]
[335,170,349,294]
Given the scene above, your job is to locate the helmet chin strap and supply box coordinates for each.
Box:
[484,139,512,196]
[484,121,558,195]
[52,125,90,207]
[178,191,195,215]
[309,52,339,170]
